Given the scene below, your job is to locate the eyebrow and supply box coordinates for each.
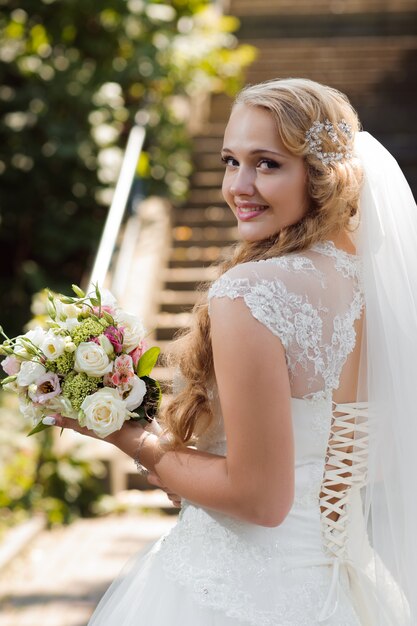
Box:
[221,147,289,159]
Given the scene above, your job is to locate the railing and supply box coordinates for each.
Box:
[88,125,146,291]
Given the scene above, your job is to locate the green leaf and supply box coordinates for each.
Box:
[95,284,101,305]
[102,311,115,325]
[27,422,51,436]
[72,284,85,298]
[1,375,17,385]
[136,347,160,377]
[89,297,99,307]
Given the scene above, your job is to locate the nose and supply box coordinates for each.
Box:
[229,165,255,197]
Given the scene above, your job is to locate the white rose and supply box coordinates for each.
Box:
[116,311,146,353]
[121,375,147,411]
[81,387,128,438]
[40,331,66,360]
[17,361,47,387]
[74,342,113,377]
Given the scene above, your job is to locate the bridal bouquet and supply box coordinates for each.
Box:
[0,284,161,438]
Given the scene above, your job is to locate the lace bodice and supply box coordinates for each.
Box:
[207,240,364,400]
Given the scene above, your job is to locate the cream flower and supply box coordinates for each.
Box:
[120,375,147,411]
[81,387,129,438]
[74,342,113,377]
[41,331,66,360]
[17,361,47,387]
[115,311,146,353]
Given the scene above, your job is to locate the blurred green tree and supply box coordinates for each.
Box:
[0,0,254,336]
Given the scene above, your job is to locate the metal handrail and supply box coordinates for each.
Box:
[88,125,146,291]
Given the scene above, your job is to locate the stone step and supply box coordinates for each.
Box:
[172,224,237,244]
[169,247,230,266]
[193,153,227,170]
[230,0,417,15]
[188,188,225,206]
[191,170,224,188]
[154,312,192,344]
[192,136,224,154]
[173,206,234,226]
[162,266,218,291]
[158,289,202,314]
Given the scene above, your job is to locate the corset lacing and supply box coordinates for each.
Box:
[283,401,370,623]
[317,401,369,621]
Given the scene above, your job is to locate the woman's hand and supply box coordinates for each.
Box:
[51,414,181,507]
[50,413,145,453]
[147,471,182,508]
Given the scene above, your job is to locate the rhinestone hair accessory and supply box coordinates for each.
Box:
[305,119,353,165]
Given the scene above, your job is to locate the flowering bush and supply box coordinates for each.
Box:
[0,284,161,438]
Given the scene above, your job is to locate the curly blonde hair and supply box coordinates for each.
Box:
[158,78,363,449]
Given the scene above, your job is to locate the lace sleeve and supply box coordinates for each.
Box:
[207,273,303,350]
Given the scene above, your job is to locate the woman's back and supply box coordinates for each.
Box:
[157,243,371,625]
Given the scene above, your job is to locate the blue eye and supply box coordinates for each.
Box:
[258,159,280,169]
[221,155,238,167]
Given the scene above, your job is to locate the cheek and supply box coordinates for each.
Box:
[222,174,233,206]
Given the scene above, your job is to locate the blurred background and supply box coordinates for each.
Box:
[0,0,416,624]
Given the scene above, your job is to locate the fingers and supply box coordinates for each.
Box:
[146,473,182,508]
[167,494,182,508]
[147,472,164,488]
[52,413,98,439]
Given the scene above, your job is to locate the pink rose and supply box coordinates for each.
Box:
[129,341,147,367]
[111,354,134,386]
[28,372,61,404]
[103,326,124,354]
[2,355,21,376]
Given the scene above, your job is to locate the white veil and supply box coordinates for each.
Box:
[355,131,417,624]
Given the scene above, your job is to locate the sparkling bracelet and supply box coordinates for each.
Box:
[134,431,152,476]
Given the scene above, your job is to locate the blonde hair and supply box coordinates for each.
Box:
[158,77,363,449]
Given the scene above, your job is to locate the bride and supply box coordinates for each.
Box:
[52,78,417,625]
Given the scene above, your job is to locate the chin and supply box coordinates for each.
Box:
[237,224,278,243]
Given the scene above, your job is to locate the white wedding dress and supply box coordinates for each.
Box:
[88,241,408,626]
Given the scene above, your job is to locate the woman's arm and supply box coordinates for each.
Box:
[56,297,294,527]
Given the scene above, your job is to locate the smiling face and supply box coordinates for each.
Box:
[221,103,309,243]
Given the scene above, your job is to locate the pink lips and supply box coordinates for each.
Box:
[235,203,268,221]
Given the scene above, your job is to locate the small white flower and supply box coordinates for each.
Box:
[81,387,129,438]
[74,342,113,377]
[18,396,43,425]
[41,330,66,360]
[54,301,81,331]
[115,311,146,353]
[64,336,77,352]
[120,375,147,411]
[14,327,46,358]
[17,361,47,387]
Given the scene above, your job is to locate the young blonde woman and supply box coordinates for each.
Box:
[53,78,417,625]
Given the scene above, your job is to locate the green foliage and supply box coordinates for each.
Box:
[137,346,160,377]
[0,391,106,532]
[0,1,255,336]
